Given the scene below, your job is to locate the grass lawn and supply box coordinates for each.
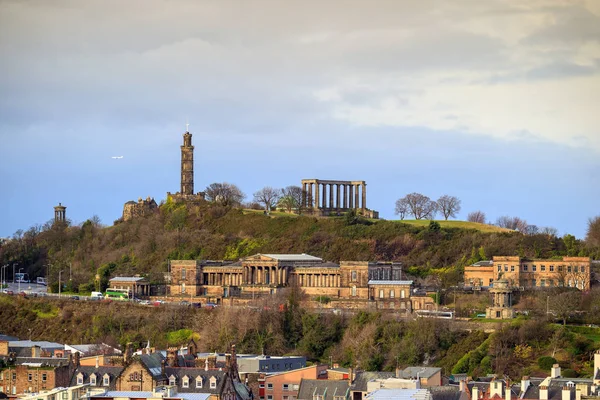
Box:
[242,209,299,218]
[393,219,511,233]
[562,325,600,341]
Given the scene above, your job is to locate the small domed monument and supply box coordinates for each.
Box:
[486,278,515,319]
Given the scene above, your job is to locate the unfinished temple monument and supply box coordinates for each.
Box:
[301,179,379,219]
[167,128,205,203]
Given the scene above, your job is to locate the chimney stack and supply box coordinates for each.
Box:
[595,350,600,382]
[562,387,572,400]
[472,385,479,400]
[491,380,503,398]
[161,360,166,376]
[540,385,549,400]
[459,380,466,392]
[551,364,561,378]
[124,343,133,364]
[74,352,80,368]
[95,356,100,369]
[506,381,512,400]
[521,377,530,395]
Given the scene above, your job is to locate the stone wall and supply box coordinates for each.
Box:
[122,197,158,222]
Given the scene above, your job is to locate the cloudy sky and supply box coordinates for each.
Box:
[1,0,599,239]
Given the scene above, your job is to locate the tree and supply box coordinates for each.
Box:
[277,196,297,213]
[253,187,280,213]
[467,211,486,224]
[278,186,310,214]
[586,216,600,247]
[436,195,461,220]
[540,226,558,237]
[397,193,437,220]
[549,290,581,325]
[394,198,409,220]
[496,216,528,232]
[204,182,245,206]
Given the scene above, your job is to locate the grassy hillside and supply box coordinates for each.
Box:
[0,201,596,293]
[393,219,511,233]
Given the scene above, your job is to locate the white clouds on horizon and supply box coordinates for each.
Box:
[0,0,599,152]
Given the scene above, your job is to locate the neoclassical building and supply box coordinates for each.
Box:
[464,256,592,290]
[169,254,435,311]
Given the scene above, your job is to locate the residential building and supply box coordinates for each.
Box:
[260,365,329,400]
[365,388,432,400]
[89,386,210,400]
[464,257,592,290]
[237,355,306,374]
[396,368,442,388]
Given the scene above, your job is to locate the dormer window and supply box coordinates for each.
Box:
[103,374,110,387]
[210,376,217,389]
[169,375,176,386]
[77,373,84,385]
[182,376,189,388]
[90,374,97,385]
[196,377,203,388]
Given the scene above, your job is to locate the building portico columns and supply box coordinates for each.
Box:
[329,184,334,210]
[362,183,366,210]
[354,184,360,210]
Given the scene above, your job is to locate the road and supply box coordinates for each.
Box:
[2,282,48,294]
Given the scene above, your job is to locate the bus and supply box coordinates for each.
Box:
[415,309,454,319]
[105,288,131,300]
[15,272,30,283]
[36,277,47,286]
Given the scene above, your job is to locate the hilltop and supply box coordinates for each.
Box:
[0,201,596,292]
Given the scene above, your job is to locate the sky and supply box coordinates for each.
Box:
[1,0,599,239]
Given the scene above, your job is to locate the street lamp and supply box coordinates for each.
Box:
[59,270,63,297]
[18,268,23,293]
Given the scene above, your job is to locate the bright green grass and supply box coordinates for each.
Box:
[33,307,59,319]
[393,220,511,233]
[242,209,299,218]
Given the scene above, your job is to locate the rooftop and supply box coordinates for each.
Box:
[261,254,323,261]
[366,388,433,400]
[109,276,147,282]
[368,280,413,285]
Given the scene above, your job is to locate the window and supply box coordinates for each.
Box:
[581,266,586,273]
[532,279,536,286]
[351,286,357,297]
[510,265,515,272]
[541,265,546,272]
[77,374,83,385]
[379,289,384,299]
[182,376,189,388]
[196,377,203,388]
[523,265,528,272]
[541,279,546,287]
[284,397,289,400]
[532,265,537,272]
[550,265,554,272]
[267,383,273,390]
[169,376,176,386]
[504,265,508,272]
[497,265,501,272]
[259,384,265,388]
[268,396,273,400]
[90,374,97,385]
[401,289,405,299]
[12,373,16,381]
[351,271,357,281]
[181,283,186,294]
[390,290,395,298]
[181,268,186,280]
[567,266,572,272]
[283,384,289,391]
[28,373,32,382]
[209,377,217,389]
[558,266,563,272]
[103,375,110,387]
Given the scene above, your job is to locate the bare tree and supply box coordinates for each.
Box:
[397,193,437,220]
[467,210,486,224]
[205,182,245,206]
[436,195,461,220]
[253,187,280,213]
[496,216,528,232]
[549,290,581,325]
[395,198,409,220]
[586,216,600,247]
[540,226,558,237]
[279,186,311,214]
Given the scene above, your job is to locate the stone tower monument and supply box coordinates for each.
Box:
[54,203,66,223]
[486,278,515,319]
[181,130,194,196]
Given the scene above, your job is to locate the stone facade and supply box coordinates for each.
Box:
[167,130,205,204]
[122,197,158,222]
[464,256,592,290]
[167,254,435,312]
[486,278,515,319]
[0,362,73,395]
[54,203,66,223]
[301,179,379,219]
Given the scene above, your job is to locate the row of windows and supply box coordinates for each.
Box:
[76,375,110,386]
[497,264,586,273]
[0,385,17,395]
[262,383,300,391]
[27,372,48,382]
[0,372,17,381]
[378,289,406,299]
[171,376,217,389]
[260,396,297,400]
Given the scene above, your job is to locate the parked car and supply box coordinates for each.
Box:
[70,295,80,300]
[179,301,190,306]
[205,302,218,309]
[139,300,150,306]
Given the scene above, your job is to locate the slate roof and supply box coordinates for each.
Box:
[15,357,70,367]
[109,277,147,282]
[398,367,441,380]
[164,367,226,395]
[351,371,396,392]
[261,254,323,262]
[8,340,64,349]
[70,365,124,390]
[93,391,210,400]
[140,352,167,379]
[0,334,19,342]
[297,379,351,400]
[366,388,432,400]
[430,386,463,400]
[368,280,413,285]
[470,261,493,267]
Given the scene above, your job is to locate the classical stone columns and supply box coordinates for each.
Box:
[300,179,368,212]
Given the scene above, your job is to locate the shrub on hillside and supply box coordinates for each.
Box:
[537,356,557,370]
